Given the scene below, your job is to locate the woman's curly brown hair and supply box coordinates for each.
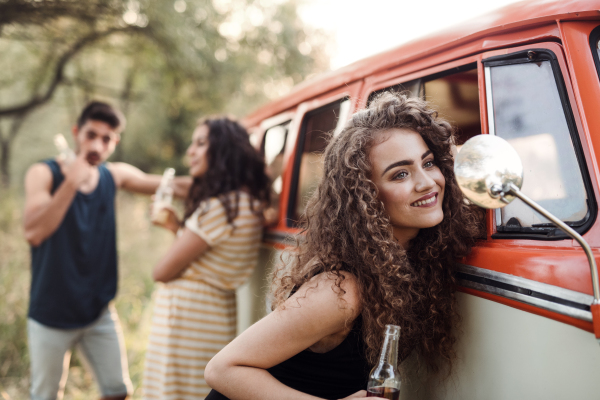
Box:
[270,92,483,373]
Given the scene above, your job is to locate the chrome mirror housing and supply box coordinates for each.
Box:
[454,134,523,209]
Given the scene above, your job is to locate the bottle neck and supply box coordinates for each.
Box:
[378,331,399,366]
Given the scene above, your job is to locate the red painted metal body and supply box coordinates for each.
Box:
[243,0,600,336]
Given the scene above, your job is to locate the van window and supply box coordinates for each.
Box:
[484,51,590,236]
[424,68,480,146]
[288,99,350,225]
[368,64,480,147]
[368,79,423,103]
[262,121,290,223]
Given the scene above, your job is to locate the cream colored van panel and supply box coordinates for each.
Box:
[237,246,281,334]
[401,292,600,400]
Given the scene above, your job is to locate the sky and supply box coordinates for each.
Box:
[298,0,523,70]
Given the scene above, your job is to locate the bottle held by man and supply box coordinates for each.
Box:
[54,133,76,165]
[152,168,175,225]
[366,324,401,400]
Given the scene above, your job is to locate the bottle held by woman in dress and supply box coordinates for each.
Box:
[151,167,175,225]
[367,324,401,400]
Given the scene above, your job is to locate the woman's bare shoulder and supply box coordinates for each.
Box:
[293,270,362,319]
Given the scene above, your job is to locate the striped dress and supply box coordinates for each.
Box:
[142,192,263,399]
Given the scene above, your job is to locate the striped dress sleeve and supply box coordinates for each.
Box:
[184,198,232,247]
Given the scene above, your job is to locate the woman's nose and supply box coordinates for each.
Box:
[414,169,436,192]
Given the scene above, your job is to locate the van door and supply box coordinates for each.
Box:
[433,43,600,400]
[361,42,600,399]
[237,82,362,333]
[282,84,361,228]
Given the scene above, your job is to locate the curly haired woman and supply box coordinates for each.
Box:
[142,117,270,399]
[204,93,482,400]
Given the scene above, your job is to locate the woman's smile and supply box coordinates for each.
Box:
[410,192,438,207]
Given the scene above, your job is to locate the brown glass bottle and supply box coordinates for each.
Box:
[366,324,401,400]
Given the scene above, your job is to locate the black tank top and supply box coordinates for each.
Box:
[28,159,117,328]
[206,317,370,400]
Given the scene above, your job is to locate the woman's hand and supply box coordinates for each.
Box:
[150,202,181,234]
[339,390,383,399]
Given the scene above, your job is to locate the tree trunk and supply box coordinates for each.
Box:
[1,138,10,188]
[114,64,138,162]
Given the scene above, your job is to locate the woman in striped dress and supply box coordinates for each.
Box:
[142,117,270,400]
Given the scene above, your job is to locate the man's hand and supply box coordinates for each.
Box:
[59,152,93,189]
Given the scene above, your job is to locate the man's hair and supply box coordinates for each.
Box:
[77,101,126,131]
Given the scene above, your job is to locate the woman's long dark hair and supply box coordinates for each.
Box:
[270,93,483,374]
[183,117,270,223]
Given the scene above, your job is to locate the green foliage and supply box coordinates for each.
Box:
[0,0,330,185]
[0,2,329,396]
[0,190,30,391]
[0,191,174,399]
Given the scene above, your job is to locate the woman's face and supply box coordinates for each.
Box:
[186,124,210,177]
[369,128,445,247]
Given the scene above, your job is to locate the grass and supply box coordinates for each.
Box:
[0,190,173,399]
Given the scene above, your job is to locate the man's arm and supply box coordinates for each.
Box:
[107,162,192,198]
[24,154,92,247]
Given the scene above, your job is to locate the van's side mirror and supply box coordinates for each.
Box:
[454,134,600,344]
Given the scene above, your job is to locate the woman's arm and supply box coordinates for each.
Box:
[152,228,209,282]
[205,272,363,400]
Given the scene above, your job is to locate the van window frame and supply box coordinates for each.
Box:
[261,119,291,226]
[286,97,350,227]
[366,62,479,125]
[588,25,600,83]
[483,48,597,240]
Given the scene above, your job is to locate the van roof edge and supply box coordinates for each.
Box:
[243,0,599,127]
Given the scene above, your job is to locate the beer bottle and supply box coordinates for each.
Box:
[152,168,175,224]
[366,324,401,400]
[54,134,76,165]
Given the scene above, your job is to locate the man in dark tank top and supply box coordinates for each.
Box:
[23,102,190,400]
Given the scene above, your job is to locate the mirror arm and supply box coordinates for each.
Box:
[501,183,600,344]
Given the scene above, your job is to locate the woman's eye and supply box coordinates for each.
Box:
[424,160,435,168]
[394,171,408,180]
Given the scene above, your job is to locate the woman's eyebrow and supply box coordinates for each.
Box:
[381,150,433,177]
[382,159,412,176]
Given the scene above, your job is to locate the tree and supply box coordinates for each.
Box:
[0,0,329,186]
[0,0,138,186]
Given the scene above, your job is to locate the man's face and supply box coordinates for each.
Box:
[72,120,120,166]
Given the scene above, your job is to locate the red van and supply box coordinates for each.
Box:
[236,1,600,398]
